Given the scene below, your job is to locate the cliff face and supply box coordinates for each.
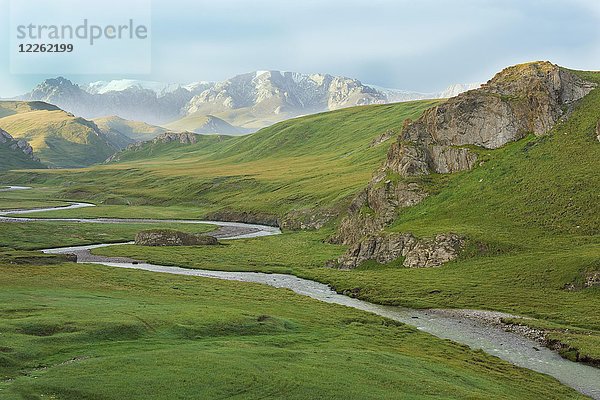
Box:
[331,62,595,268]
[386,62,595,178]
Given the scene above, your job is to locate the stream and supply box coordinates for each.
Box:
[1,186,599,399]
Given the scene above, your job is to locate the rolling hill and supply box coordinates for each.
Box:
[93,115,168,142]
[30,99,440,215]
[163,114,245,135]
[0,128,45,170]
[0,101,125,168]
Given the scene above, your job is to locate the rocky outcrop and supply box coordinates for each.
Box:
[564,270,600,291]
[370,130,396,147]
[331,181,427,246]
[596,120,600,142]
[331,62,595,268]
[387,62,595,178]
[333,232,465,269]
[135,230,218,246]
[0,128,40,162]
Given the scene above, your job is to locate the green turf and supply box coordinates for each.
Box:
[0,261,585,399]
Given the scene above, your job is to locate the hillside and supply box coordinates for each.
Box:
[0,102,124,168]
[163,114,244,135]
[7,100,440,220]
[93,116,167,142]
[0,128,45,170]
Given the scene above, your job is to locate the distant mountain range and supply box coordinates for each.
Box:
[15,72,480,133]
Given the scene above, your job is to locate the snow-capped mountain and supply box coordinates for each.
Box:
[85,80,213,97]
[17,72,480,132]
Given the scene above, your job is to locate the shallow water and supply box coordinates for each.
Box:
[2,187,599,398]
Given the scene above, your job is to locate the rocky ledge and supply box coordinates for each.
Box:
[135,229,219,246]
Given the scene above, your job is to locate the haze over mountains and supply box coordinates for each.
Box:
[15,71,479,133]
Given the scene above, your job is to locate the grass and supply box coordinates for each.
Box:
[0,147,44,171]
[3,100,440,216]
[0,261,586,399]
[0,220,215,250]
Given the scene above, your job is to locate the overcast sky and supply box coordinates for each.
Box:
[1,0,599,97]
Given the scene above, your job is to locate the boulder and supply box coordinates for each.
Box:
[135,230,218,246]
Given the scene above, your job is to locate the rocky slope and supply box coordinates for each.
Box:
[331,61,596,269]
[0,128,44,170]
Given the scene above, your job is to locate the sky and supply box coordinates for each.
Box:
[0,0,599,97]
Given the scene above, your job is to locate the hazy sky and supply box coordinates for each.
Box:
[1,0,599,97]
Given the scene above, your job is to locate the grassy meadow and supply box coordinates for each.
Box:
[1,70,600,397]
[0,261,586,399]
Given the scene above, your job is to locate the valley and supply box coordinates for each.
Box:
[1,61,599,399]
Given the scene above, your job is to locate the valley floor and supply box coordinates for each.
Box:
[0,189,596,399]
[0,193,592,399]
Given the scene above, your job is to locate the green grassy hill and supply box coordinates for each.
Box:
[12,99,439,214]
[0,146,44,170]
[0,102,123,168]
[93,115,167,142]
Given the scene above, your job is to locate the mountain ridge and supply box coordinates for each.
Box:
[15,72,479,131]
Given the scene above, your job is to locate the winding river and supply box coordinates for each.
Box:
[1,186,599,399]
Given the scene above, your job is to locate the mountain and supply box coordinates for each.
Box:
[17,77,199,125]
[163,114,246,135]
[17,73,478,131]
[93,116,168,143]
[85,79,212,96]
[12,61,600,366]
[0,128,44,170]
[0,101,125,168]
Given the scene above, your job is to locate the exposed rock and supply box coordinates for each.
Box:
[0,128,41,163]
[106,132,200,162]
[155,132,199,144]
[332,62,596,251]
[370,130,396,147]
[596,120,600,142]
[330,181,427,246]
[335,232,465,269]
[135,230,218,246]
[585,271,600,288]
[565,270,600,291]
